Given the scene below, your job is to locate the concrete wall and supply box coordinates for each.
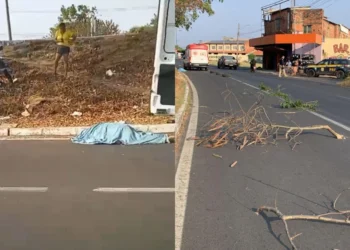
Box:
[322,38,350,59]
[293,43,322,62]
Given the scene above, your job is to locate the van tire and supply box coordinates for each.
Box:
[233,66,237,70]
[204,67,208,71]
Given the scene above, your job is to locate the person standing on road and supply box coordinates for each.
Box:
[278,55,287,77]
[54,23,76,78]
[250,58,256,72]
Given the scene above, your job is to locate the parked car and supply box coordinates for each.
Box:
[304,58,350,79]
[217,55,238,70]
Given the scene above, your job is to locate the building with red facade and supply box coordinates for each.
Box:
[202,39,263,63]
[249,6,350,70]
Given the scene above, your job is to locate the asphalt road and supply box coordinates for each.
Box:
[179,66,350,250]
[177,59,350,127]
[0,141,174,250]
[209,64,350,127]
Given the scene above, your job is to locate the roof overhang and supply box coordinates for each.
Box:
[249,34,322,47]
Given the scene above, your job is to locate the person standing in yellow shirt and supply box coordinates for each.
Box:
[54,23,76,78]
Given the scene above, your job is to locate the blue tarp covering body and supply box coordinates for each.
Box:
[178,68,186,72]
[71,123,169,145]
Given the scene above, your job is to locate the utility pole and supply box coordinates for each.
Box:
[223,36,225,56]
[291,0,295,7]
[236,23,240,60]
[5,0,13,41]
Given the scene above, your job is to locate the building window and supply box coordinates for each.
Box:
[225,45,230,50]
[232,45,237,50]
[240,46,245,51]
[275,19,281,32]
[217,45,223,50]
[211,45,216,50]
[304,25,312,34]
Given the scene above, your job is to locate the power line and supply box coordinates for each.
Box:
[240,29,262,35]
[309,0,323,6]
[312,0,328,7]
[323,0,338,8]
[10,6,158,14]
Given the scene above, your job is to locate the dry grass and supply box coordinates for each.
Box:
[0,30,172,127]
[175,69,187,111]
[339,77,350,87]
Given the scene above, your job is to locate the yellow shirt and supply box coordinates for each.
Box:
[55,29,75,47]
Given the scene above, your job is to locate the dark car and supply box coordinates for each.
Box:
[217,55,238,70]
[304,58,350,79]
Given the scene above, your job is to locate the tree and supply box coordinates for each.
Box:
[49,5,120,37]
[149,13,158,27]
[175,45,184,51]
[95,20,120,36]
[128,13,158,33]
[175,0,224,30]
[248,53,255,61]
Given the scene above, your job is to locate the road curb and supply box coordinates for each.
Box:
[175,70,199,250]
[175,70,190,134]
[0,124,175,138]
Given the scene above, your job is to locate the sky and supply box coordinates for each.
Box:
[0,0,159,40]
[176,0,350,47]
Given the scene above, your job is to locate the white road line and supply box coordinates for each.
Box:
[336,95,350,101]
[230,76,259,90]
[92,188,175,193]
[175,73,199,250]
[0,187,48,192]
[0,137,70,141]
[230,77,350,133]
[307,111,350,132]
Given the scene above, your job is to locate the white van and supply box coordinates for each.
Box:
[150,0,175,115]
[183,43,209,71]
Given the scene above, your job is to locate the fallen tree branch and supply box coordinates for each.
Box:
[256,189,350,249]
[194,88,344,150]
[271,125,344,140]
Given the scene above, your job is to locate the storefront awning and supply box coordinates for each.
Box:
[255,46,286,51]
[249,34,322,47]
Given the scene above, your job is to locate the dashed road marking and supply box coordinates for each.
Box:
[92,188,175,193]
[0,187,48,192]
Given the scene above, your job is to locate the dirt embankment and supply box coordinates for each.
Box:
[0,30,170,127]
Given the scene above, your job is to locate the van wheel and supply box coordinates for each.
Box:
[306,69,315,77]
[233,66,237,70]
[336,70,345,79]
[204,67,208,71]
